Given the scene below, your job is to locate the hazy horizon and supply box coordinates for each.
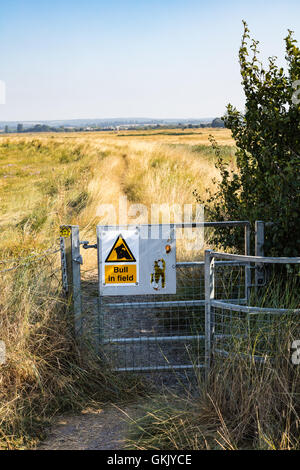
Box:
[0,116,215,124]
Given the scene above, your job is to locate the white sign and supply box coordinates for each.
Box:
[98,225,176,296]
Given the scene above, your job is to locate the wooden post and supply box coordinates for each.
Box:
[255,221,265,286]
[60,225,82,338]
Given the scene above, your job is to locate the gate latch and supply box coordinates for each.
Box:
[80,241,97,250]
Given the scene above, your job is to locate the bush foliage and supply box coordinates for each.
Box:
[199,22,300,256]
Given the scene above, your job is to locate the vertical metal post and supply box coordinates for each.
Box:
[205,250,214,375]
[60,236,68,296]
[60,225,82,338]
[244,224,251,303]
[71,225,82,338]
[60,225,72,297]
[255,220,265,286]
[96,225,103,353]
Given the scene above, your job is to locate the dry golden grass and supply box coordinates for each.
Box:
[0,128,233,448]
[108,127,234,145]
[0,128,233,238]
[127,353,300,450]
[127,278,300,450]
[1,129,299,451]
[0,128,234,261]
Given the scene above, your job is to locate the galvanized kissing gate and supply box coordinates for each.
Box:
[60,220,277,373]
[60,220,300,372]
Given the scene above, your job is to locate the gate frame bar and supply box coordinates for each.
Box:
[60,225,82,337]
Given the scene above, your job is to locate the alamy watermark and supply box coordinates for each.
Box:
[291,340,300,365]
[0,341,6,365]
[292,80,300,105]
[97,196,204,251]
[0,80,6,104]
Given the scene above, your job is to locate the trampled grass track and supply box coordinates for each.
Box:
[0,128,236,449]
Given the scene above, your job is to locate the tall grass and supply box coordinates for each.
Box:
[126,279,300,450]
[2,131,298,450]
[0,131,230,448]
[0,252,145,449]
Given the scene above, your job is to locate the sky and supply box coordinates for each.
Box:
[0,0,300,121]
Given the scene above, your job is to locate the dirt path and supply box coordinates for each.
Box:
[38,403,141,450]
[40,160,201,450]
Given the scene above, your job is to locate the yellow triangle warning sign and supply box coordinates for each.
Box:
[105,234,136,263]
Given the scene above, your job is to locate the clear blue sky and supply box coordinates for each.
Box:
[0,0,299,121]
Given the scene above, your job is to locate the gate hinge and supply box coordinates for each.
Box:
[73,255,83,264]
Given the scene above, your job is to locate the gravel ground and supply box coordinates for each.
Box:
[38,404,142,450]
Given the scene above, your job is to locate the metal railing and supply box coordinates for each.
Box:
[204,250,300,372]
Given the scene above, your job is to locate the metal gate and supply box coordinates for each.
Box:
[205,250,300,369]
[60,221,253,373]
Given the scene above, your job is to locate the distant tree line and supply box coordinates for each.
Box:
[3,124,81,133]
[2,118,225,134]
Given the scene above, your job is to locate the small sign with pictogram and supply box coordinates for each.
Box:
[105,235,136,263]
[101,229,139,287]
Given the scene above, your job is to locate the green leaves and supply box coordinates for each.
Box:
[204,22,300,256]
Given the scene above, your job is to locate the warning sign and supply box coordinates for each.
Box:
[101,229,139,287]
[105,265,137,284]
[60,225,71,238]
[105,235,136,263]
[98,225,176,295]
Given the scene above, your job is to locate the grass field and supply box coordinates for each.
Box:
[0,128,235,448]
[0,128,233,236]
[1,128,298,450]
[0,128,234,258]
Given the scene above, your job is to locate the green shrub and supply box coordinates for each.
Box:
[197,22,300,257]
